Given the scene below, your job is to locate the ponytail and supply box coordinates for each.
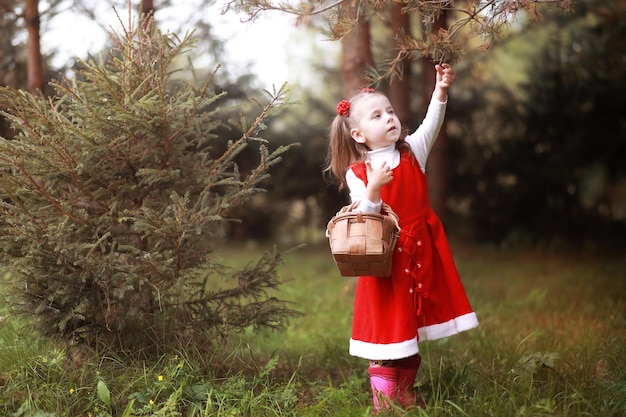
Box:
[324,114,367,190]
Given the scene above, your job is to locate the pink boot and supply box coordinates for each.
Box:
[368,364,399,413]
[395,354,422,408]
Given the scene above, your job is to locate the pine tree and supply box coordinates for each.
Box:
[0,16,298,355]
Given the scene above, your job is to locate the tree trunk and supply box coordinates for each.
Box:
[422,11,449,220]
[25,0,44,94]
[340,2,373,98]
[139,0,155,33]
[140,0,154,16]
[388,3,411,128]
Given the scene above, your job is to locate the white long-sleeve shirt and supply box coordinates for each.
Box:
[346,95,448,213]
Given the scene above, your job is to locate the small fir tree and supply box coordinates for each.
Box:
[0,16,298,354]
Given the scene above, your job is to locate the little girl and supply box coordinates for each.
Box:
[325,64,479,411]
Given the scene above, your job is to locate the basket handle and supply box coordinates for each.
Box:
[380,202,400,231]
[336,201,400,231]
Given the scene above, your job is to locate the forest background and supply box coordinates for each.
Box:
[1,0,625,250]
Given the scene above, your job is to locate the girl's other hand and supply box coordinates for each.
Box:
[366,161,394,189]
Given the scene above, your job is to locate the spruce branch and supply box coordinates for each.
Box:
[227,0,573,80]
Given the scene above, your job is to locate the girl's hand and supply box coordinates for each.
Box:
[365,161,393,194]
[434,63,455,102]
[435,63,455,89]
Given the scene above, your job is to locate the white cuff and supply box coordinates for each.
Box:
[357,198,382,213]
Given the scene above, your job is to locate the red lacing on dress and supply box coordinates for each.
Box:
[416,288,429,317]
[408,268,429,317]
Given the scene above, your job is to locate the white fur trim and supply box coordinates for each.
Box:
[349,337,419,360]
[349,312,479,360]
[418,312,479,341]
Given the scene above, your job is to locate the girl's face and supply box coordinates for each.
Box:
[349,94,401,150]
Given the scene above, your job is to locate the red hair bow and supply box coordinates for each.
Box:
[336,100,350,117]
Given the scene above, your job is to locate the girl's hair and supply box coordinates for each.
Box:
[323,90,409,190]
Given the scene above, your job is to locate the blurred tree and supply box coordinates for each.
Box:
[0,15,298,357]
[239,24,350,242]
[25,0,44,93]
[140,0,154,16]
[388,1,411,127]
[338,0,374,96]
[0,0,24,136]
[449,0,626,248]
[422,10,450,218]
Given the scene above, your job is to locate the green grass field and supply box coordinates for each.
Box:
[1,242,625,416]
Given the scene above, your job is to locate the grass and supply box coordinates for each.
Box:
[1,242,625,416]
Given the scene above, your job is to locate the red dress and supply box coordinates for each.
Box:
[348,151,478,360]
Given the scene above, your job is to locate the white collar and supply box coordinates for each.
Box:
[367,144,400,169]
[368,144,396,160]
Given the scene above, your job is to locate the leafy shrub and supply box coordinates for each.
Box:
[0,16,298,356]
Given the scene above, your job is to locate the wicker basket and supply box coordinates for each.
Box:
[326,202,400,277]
